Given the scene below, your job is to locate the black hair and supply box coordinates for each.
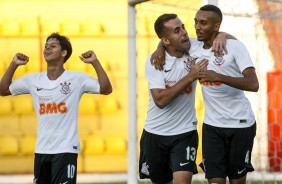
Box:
[46,32,72,62]
[154,13,177,39]
[200,4,223,23]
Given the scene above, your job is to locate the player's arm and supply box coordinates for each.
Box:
[151,41,166,71]
[79,50,112,95]
[0,53,29,96]
[150,32,233,71]
[213,32,237,55]
[152,59,208,109]
[199,67,259,92]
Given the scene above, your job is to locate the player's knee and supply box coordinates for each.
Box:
[208,178,226,184]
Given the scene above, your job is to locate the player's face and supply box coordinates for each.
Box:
[163,18,190,54]
[194,10,218,42]
[44,38,65,62]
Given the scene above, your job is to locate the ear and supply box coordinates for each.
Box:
[161,37,170,46]
[214,23,221,32]
[62,50,67,57]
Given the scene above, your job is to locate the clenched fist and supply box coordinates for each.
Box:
[12,53,29,66]
[79,50,99,64]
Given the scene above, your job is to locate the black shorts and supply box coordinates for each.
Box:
[139,129,198,183]
[199,123,256,179]
[34,153,78,184]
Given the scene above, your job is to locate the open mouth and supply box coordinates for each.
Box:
[181,38,189,45]
[44,52,52,57]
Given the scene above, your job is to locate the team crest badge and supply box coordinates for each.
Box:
[184,56,194,71]
[60,81,71,94]
[213,53,225,66]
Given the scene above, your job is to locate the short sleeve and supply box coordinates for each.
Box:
[9,74,32,95]
[231,40,254,73]
[145,55,166,90]
[82,75,100,94]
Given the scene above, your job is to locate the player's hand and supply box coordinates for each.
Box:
[199,70,219,82]
[150,46,165,71]
[12,53,29,66]
[197,58,209,71]
[188,58,208,81]
[212,32,228,56]
[79,50,99,64]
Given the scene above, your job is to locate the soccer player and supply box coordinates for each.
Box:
[195,5,259,184]
[138,13,230,184]
[150,5,259,184]
[0,32,112,184]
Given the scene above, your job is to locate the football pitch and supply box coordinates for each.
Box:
[87,180,282,184]
[69,181,282,184]
[1,180,282,184]
[1,173,281,184]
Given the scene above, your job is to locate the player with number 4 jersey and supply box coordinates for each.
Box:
[195,5,259,184]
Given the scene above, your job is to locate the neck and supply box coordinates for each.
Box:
[47,65,65,80]
[203,33,218,49]
[165,46,185,58]
[203,40,213,49]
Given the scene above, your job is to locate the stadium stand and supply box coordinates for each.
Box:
[40,19,61,36]
[97,95,120,114]
[104,136,127,155]
[78,115,100,139]
[0,97,13,115]
[13,95,34,115]
[19,135,36,155]
[0,61,4,74]
[61,20,82,36]
[65,56,89,72]
[0,116,20,137]
[79,94,98,114]
[20,19,39,36]
[0,21,20,36]
[18,115,37,136]
[84,135,105,155]
[0,136,18,156]
[80,19,105,36]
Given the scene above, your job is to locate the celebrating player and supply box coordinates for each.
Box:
[0,32,112,184]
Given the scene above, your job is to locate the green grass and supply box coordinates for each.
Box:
[1,178,280,184]
[1,179,281,184]
[78,181,282,184]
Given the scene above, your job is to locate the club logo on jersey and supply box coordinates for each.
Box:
[141,162,150,176]
[184,56,193,71]
[213,54,225,66]
[60,81,71,94]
